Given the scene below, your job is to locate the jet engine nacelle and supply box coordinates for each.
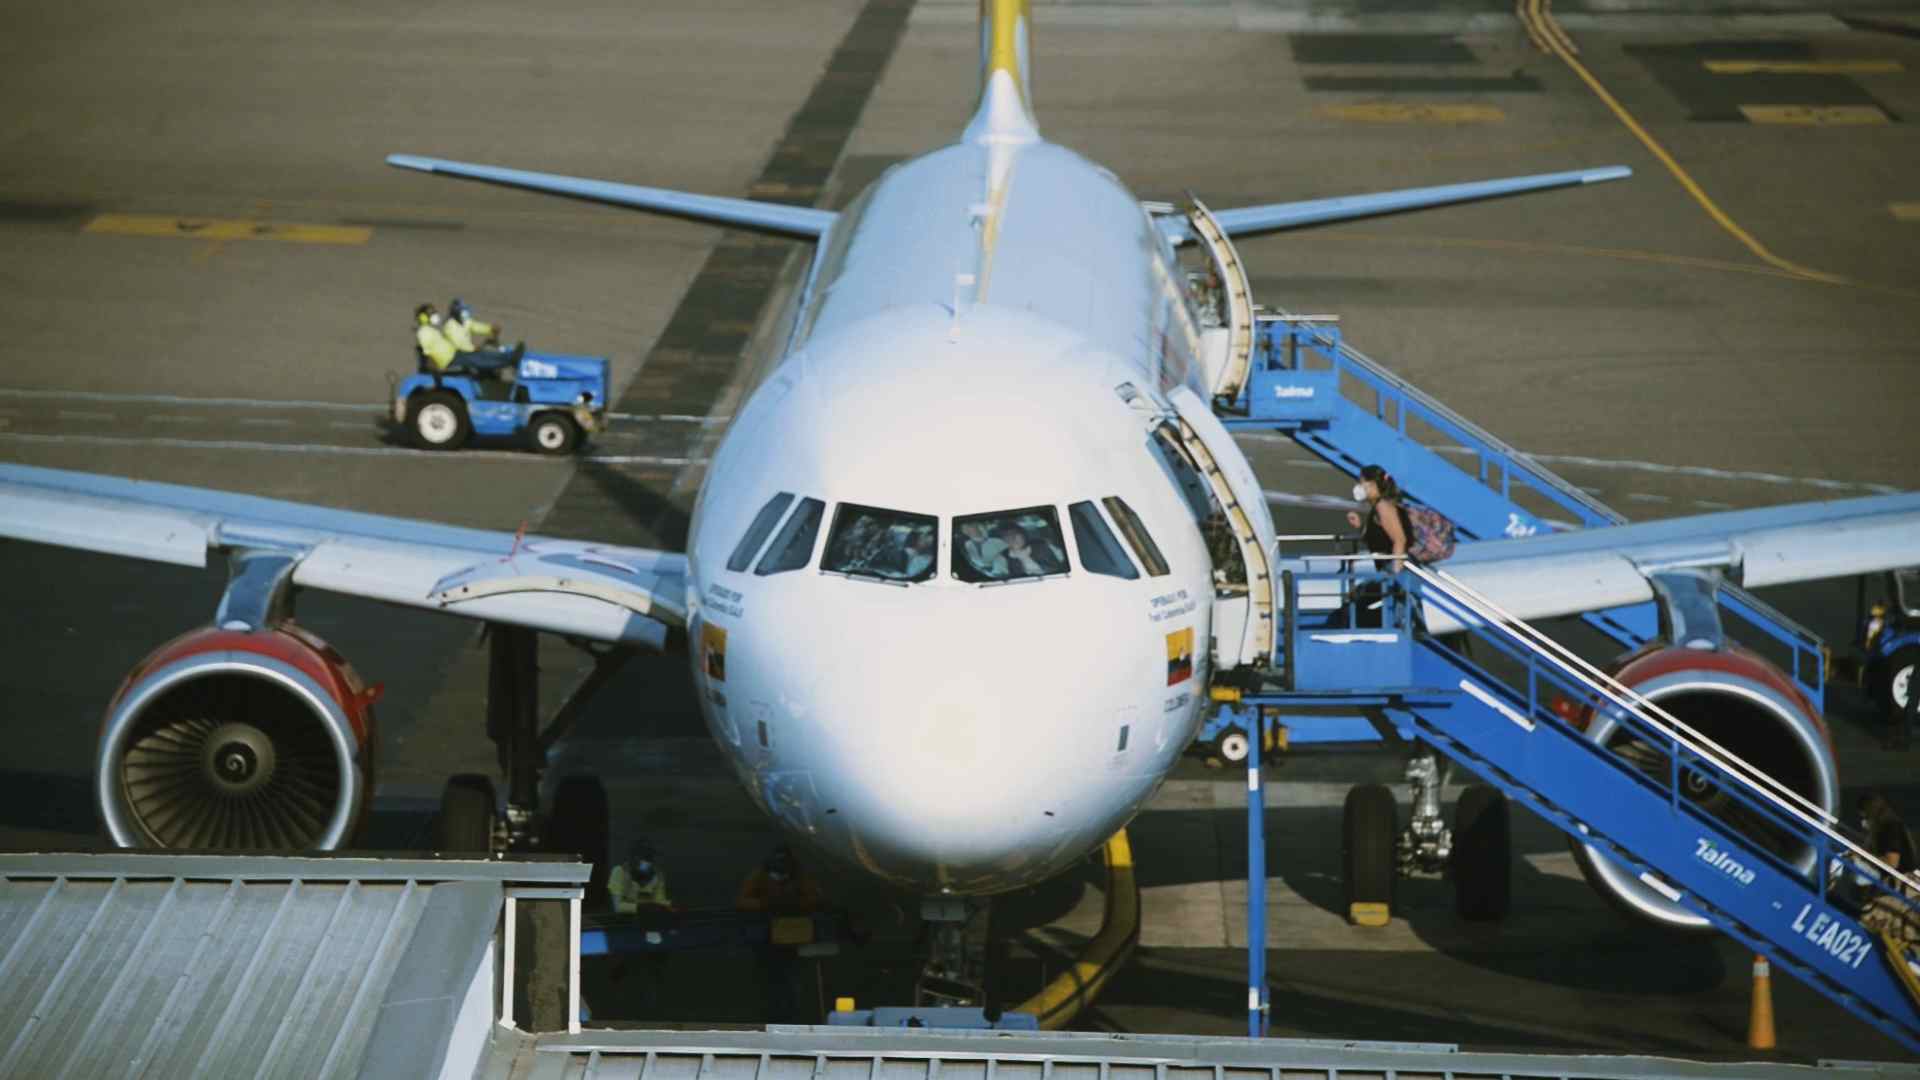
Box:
[98,623,376,851]
[1570,643,1836,931]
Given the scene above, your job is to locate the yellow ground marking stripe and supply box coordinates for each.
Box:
[1705,60,1904,75]
[1892,203,1920,221]
[83,214,371,246]
[1519,0,1853,287]
[1739,104,1891,126]
[1321,104,1506,124]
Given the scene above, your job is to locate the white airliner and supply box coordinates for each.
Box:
[2,1,1916,928]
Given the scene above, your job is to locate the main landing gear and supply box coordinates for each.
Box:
[430,624,636,900]
[1340,747,1511,926]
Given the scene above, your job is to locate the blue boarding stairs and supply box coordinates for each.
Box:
[1189,312,1920,1048]
[1220,315,1828,706]
[1263,558,1920,1051]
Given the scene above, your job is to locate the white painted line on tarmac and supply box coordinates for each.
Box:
[56,410,115,422]
[584,455,709,467]
[239,418,295,427]
[0,430,555,462]
[0,387,370,411]
[0,429,702,468]
[1624,492,1671,504]
[148,415,207,424]
[329,420,370,430]
[607,413,729,425]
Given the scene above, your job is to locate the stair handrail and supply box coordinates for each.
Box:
[1407,563,1906,888]
[1259,313,1620,527]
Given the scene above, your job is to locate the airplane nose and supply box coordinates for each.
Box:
[804,592,1145,894]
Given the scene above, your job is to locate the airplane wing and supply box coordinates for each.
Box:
[1212,166,1631,238]
[0,464,686,649]
[385,155,836,240]
[1426,492,1920,633]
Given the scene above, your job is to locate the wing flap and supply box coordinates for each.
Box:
[1213,166,1631,238]
[1426,493,1920,632]
[386,155,836,239]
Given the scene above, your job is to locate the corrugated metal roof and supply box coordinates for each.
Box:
[0,852,586,1080]
[0,875,431,1079]
[504,1029,1919,1080]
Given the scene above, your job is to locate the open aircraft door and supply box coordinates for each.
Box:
[1186,197,1256,403]
[1164,385,1276,673]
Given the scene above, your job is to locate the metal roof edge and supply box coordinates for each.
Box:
[0,851,590,884]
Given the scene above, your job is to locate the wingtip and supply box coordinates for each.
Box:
[1584,165,1633,183]
[385,154,436,172]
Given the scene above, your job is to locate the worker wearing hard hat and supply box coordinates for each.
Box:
[609,842,672,914]
[414,303,520,376]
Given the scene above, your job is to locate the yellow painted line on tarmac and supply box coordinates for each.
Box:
[1705,60,1904,75]
[1321,104,1506,124]
[1892,203,1920,221]
[1518,0,1855,287]
[82,214,371,246]
[1739,104,1892,126]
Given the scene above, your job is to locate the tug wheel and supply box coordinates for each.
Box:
[408,391,470,451]
[1214,730,1251,764]
[530,412,580,456]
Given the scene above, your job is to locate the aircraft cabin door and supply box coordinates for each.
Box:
[1164,384,1276,674]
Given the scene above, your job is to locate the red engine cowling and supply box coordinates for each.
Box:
[97,623,377,850]
[1570,643,1836,931]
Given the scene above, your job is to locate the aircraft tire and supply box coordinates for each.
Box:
[409,390,471,451]
[432,773,497,853]
[1342,783,1396,926]
[530,412,580,456]
[548,773,611,908]
[1452,784,1512,922]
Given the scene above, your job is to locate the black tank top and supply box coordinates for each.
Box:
[1364,500,1404,570]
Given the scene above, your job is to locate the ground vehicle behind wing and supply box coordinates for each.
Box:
[392,351,609,454]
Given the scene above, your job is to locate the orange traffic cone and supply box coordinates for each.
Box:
[1748,953,1776,1050]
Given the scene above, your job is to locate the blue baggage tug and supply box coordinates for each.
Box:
[391,351,609,454]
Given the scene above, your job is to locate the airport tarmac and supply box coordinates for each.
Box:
[3,0,1919,1063]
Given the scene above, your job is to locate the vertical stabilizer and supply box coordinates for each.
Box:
[965,0,1039,142]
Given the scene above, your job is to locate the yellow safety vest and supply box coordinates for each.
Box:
[416,324,457,370]
[442,317,478,353]
[610,865,672,913]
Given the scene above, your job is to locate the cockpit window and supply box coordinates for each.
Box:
[1067,501,1139,580]
[727,492,795,572]
[1102,496,1170,577]
[754,497,825,576]
[821,503,937,583]
[953,506,1068,584]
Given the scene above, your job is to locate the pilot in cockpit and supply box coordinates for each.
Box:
[902,527,935,578]
[1000,524,1064,577]
[959,521,1008,578]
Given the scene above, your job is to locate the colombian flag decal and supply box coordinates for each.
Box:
[702,623,728,682]
[1166,627,1194,686]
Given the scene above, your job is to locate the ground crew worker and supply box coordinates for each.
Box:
[608,841,672,913]
[737,845,823,1022]
[414,303,520,376]
[448,298,498,346]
